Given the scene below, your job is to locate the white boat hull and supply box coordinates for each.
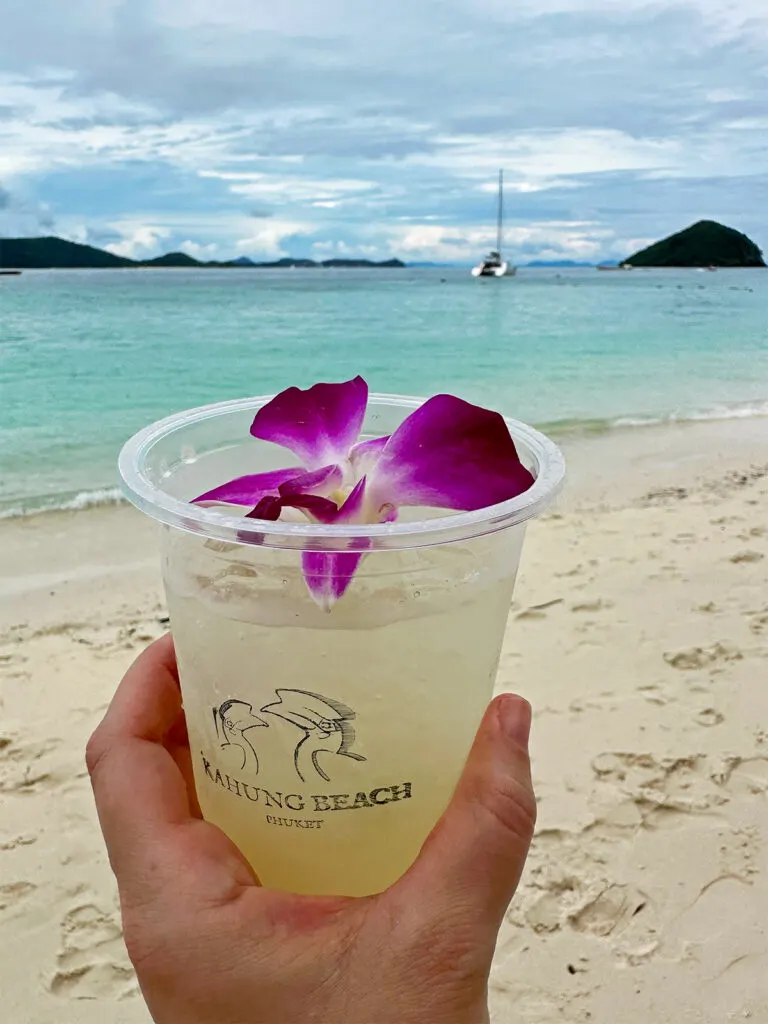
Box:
[471,261,516,278]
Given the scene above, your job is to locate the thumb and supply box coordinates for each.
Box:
[398,694,536,933]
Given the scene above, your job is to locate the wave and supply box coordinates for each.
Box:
[0,487,125,521]
[540,398,768,439]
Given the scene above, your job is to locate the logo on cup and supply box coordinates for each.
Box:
[213,689,367,783]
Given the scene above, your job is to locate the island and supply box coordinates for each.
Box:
[0,236,406,270]
[623,220,766,268]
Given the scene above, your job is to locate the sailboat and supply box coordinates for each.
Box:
[471,169,517,278]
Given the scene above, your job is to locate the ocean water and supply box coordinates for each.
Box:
[1,266,767,516]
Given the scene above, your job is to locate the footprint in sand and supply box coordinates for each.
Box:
[0,648,30,682]
[0,735,62,794]
[0,834,37,851]
[694,708,725,728]
[570,598,613,613]
[30,622,88,640]
[568,883,648,938]
[515,599,563,621]
[0,881,37,913]
[50,903,137,1001]
[729,550,765,564]
[524,890,565,933]
[0,652,26,666]
[663,641,743,671]
[555,564,584,578]
[115,624,164,649]
[517,830,659,967]
[641,486,688,505]
[714,757,768,797]
[591,752,729,819]
[737,526,767,541]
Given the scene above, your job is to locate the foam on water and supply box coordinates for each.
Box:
[611,398,768,430]
[0,488,124,520]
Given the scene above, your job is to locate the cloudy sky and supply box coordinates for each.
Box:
[1,0,767,263]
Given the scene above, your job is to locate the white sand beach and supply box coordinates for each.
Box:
[1,418,767,1023]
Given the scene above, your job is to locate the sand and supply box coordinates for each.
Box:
[1,419,767,1023]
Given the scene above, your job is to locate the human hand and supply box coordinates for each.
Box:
[87,636,535,1024]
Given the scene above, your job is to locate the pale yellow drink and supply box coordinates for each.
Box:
[119,393,564,897]
[164,537,521,896]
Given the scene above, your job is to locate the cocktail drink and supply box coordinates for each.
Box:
[119,384,564,896]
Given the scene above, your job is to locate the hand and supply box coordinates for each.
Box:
[87,636,535,1024]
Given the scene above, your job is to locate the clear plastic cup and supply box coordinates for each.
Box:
[119,393,565,896]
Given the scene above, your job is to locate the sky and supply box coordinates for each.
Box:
[1,0,767,264]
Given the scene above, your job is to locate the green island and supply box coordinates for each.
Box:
[624,220,766,268]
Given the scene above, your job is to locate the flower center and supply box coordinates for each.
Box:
[330,486,352,506]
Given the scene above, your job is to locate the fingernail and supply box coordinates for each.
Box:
[498,695,532,749]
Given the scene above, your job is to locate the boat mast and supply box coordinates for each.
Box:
[496,168,504,258]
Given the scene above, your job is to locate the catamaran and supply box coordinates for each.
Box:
[471,169,517,278]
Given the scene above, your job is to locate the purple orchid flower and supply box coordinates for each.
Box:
[195,376,534,609]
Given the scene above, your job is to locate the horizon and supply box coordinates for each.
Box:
[1,1,767,264]
[0,232,607,267]
[4,219,762,268]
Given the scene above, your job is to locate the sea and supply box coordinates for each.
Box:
[1,266,767,518]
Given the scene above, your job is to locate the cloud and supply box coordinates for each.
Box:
[1,0,767,260]
[104,224,171,258]
[0,180,57,235]
[201,172,379,206]
[177,239,220,260]
[378,220,617,263]
[235,220,317,259]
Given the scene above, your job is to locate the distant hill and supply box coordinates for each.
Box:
[321,258,404,269]
[223,256,405,269]
[624,220,766,268]
[142,251,202,268]
[260,257,317,268]
[0,236,132,269]
[0,236,407,270]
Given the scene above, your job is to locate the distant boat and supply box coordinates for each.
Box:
[0,270,22,276]
[471,170,517,278]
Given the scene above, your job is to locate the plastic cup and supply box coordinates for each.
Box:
[118,393,565,896]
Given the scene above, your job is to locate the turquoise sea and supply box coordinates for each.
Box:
[1,266,767,517]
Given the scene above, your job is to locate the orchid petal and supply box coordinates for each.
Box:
[278,464,344,499]
[250,376,368,470]
[349,434,390,478]
[367,395,534,513]
[282,493,340,523]
[246,495,283,521]
[301,550,366,611]
[194,467,301,506]
[301,479,369,610]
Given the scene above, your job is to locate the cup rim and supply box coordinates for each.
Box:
[118,393,566,551]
